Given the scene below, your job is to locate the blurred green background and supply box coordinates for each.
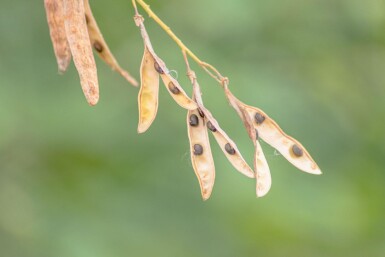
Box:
[1,0,385,256]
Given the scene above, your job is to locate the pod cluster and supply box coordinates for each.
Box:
[45,2,322,200]
[44,0,138,106]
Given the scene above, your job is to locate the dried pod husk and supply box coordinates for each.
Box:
[225,88,321,175]
[187,109,216,200]
[64,0,99,105]
[254,140,271,197]
[137,46,159,133]
[44,0,71,73]
[83,0,138,87]
[135,19,197,110]
[192,81,254,178]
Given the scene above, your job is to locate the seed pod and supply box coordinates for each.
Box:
[63,0,99,106]
[83,0,138,87]
[187,108,215,200]
[254,141,271,197]
[225,88,321,175]
[137,46,159,133]
[135,21,197,110]
[192,82,254,178]
[44,0,71,73]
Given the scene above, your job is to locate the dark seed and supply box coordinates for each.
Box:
[207,121,217,132]
[292,144,303,157]
[254,112,265,125]
[198,108,205,118]
[255,129,259,140]
[85,15,90,24]
[168,82,180,94]
[93,41,103,53]
[193,144,203,155]
[225,143,236,155]
[154,62,164,74]
[189,114,199,126]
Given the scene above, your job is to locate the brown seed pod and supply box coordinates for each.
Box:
[137,46,159,133]
[63,0,99,106]
[187,108,216,200]
[135,20,197,110]
[83,0,138,87]
[225,88,321,175]
[44,0,71,73]
[254,141,271,197]
[192,81,254,178]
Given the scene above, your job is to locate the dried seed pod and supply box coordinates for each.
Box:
[192,81,254,178]
[83,0,138,87]
[44,0,71,73]
[64,0,99,106]
[135,20,197,110]
[187,108,215,200]
[225,88,321,175]
[137,46,159,133]
[254,141,271,197]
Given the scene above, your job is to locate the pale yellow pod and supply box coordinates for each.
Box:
[225,89,321,175]
[193,84,254,178]
[137,46,159,133]
[187,109,216,200]
[255,140,271,197]
[64,0,99,106]
[83,0,138,87]
[44,0,71,73]
[160,74,197,110]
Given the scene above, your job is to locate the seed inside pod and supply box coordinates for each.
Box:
[225,143,236,155]
[85,14,90,24]
[292,144,303,157]
[254,112,266,124]
[255,129,259,140]
[207,121,217,132]
[198,108,205,118]
[154,62,164,74]
[93,41,103,53]
[193,144,203,155]
[189,114,199,126]
[168,81,180,94]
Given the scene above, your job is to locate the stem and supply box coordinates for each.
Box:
[134,0,227,86]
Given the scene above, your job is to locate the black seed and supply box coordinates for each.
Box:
[292,144,303,157]
[168,82,180,94]
[193,144,203,155]
[93,41,103,53]
[189,114,199,126]
[225,143,236,155]
[154,62,164,74]
[255,129,259,140]
[254,112,265,124]
[198,108,205,118]
[207,121,217,132]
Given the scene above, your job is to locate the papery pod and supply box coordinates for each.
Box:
[83,0,138,87]
[225,88,321,175]
[192,81,254,178]
[64,0,99,105]
[44,0,71,73]
[135,18,197,110]
[187,108,216,200]
[137,46,159,133]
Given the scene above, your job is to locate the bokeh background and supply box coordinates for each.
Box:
[1,0,385,256]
